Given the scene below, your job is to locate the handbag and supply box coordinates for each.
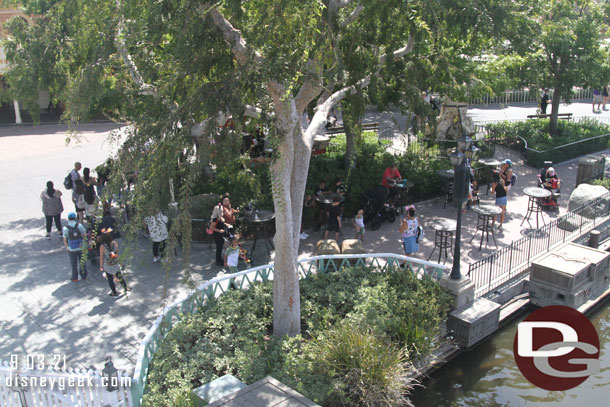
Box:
[206,221,213,235]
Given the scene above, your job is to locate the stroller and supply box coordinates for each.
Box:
[537,162,561,210]
[363,185,396,231]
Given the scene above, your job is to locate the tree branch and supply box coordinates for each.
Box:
[207,6,263,65]
[340,1,364,28]
[115,0,156,96]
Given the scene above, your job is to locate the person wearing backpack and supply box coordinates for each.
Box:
[73,179,87,223]
[62,212,88,282]
[82,167,98,223]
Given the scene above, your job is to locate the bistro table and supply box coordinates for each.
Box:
[470,204,502,250]
[521,187,551,229]
[436,169,455,208]
[477,158,503,194]
[427,218,457,264]
[244,209,275,258]
[388,179,414,212]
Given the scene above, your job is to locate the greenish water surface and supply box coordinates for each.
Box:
[410,303,609,407]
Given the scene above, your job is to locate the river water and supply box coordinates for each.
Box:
[410,303,609,407]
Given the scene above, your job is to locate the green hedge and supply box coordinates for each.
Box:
[486,118,610,168]
[308,134,450,216]
[143,267,452,407]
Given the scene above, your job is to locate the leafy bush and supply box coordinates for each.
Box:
[308,136,450,216]
[486,119,610,168]
[590,178,610,190]
[315,323,413,407]
[142,267,452,407]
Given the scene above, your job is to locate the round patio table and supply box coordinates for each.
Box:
[244,209,275,259]
[521,187,551,229]
[470,204,502,250]
[427,218,457,264]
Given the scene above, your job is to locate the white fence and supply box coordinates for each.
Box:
[0,361,132,407]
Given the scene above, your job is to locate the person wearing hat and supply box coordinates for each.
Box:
[98,227,130,297]
[542,167,560,190]
[382,162,402,207]
[499,159,514,192]
[63,211,88,282]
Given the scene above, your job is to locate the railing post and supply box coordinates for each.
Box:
[527,234,533,261]
[508,242,514,271]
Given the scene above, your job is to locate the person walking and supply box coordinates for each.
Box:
[399,205,419,257]
[145,212,169,262]
[63,212,88,282]
[593,89,603,113]
[98,228,130,297]
[41,181,63,239]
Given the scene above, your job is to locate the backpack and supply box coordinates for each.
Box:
[66,224,83,249]
[510,173,517,186]
[84,183,96,205]
[416,225,424,244]
[63,173,73,190]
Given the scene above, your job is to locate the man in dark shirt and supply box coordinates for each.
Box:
[324,196,342,241]
[540,89,550,114]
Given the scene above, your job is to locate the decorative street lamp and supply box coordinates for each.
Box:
[449,134,479,280]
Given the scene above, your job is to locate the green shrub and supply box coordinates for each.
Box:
[315,322,414,407]
[142,267,452,407]
[308,140,450,216]
[486,119,610,168]
[590,178,610,190]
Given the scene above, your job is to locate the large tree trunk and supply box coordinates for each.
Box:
[549,85,561,137]
[269,89,331,337]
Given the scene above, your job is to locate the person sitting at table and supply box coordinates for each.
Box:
[541,167,560,191]
[324,196,343,241]
[382,162,402,206]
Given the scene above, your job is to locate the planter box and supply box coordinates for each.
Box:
[531,243,609,291]
[447,298,500,348]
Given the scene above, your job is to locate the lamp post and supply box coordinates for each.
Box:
[449,136,479,279]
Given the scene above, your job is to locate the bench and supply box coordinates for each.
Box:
[527,113,573,121]
[325,122,379,135]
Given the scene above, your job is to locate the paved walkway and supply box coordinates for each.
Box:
[1,102,609,374]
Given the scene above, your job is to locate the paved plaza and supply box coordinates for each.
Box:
[1,101,609,373]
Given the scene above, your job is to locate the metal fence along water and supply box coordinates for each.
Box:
[467,192,610,298]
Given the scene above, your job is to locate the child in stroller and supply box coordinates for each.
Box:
[537,164,561,210]
[362,185,396,231]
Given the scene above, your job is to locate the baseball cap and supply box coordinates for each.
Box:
[68,212,77,220]
[547,167,556,176]
[503,159,513,167]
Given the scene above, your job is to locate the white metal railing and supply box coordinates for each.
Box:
[130,253,449,407]
[0,361,133,407]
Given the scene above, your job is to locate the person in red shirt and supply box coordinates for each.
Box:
[382,163,402,206]
[382,163,401,187]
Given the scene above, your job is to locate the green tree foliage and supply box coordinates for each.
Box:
[1,0,518,336]
[474,0,610,135]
